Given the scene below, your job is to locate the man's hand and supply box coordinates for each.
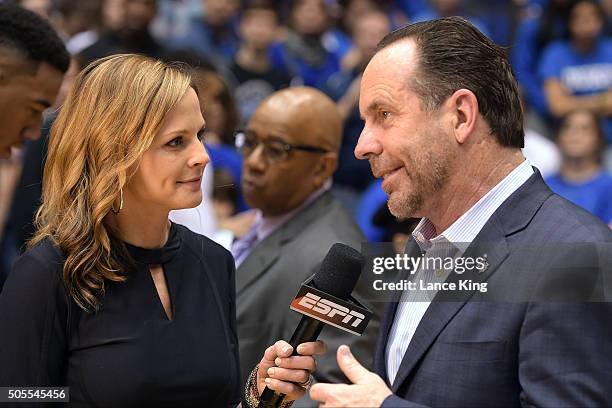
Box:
[257,340,327,402]
[310,345,392,407]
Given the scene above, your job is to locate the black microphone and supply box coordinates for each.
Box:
[257,243,365,408]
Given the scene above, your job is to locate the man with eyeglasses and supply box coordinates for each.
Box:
[231,86,378,407]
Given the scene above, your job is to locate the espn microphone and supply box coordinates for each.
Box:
[258,243,370,408]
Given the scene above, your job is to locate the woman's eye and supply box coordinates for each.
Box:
[197,130,205,141]
[167,137,183,147]
[381,111,391,119]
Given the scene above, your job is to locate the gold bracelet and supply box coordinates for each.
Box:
[243,365,294,408]
[243,365,260,408]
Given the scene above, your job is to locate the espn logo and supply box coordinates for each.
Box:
[290,283,372,335]
[297,292,365,328]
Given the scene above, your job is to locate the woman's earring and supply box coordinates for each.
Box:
[111,188,124,214]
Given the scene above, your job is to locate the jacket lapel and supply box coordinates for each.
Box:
[390,215,509,391]
[235,192,336,295]
[235,233,282,296]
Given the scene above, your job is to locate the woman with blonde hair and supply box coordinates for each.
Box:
[0,54,322,407]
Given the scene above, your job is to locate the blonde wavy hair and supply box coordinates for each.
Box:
[30,54,193,311]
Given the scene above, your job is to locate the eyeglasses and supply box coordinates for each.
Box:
[234,130,329,163]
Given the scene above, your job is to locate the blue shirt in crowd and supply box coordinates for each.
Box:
[411,10,491,39]
[539,38,612,143]
[269,30,351,91]
[545,171,612,224]
[205,143,248,212]
[511,14,566,115]
[166,18,240,64]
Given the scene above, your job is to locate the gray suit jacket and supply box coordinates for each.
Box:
[377,171,612,407]
[236,191,380,407]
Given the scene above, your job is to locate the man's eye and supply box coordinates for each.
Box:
[381,111,391,119]
[167,137,183,147]
[266,144,285,158]
[244,138,258,149]
[197,130,205,141]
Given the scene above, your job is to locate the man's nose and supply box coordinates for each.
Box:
[244,144,266,172]
[354,125,382,160]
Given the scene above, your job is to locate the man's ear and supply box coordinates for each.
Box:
[312,153,338,187]
[447,89,478,144]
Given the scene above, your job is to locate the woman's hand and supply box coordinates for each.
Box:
[256,340,327,401]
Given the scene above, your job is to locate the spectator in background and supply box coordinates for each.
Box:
[0,4,68,159]
[472,0,517,46]
[211,169,240,224]
[270,0,350,90]
[192,64,244,202]
[0,3,69,288]
[522,126,562,177]
[101,0,126,32]
[512,0,573,117]
[340,0,384,33]
[393,0,430,19]
[231,87,377,408]
[77,0,166,66]
[151,0,201,40]
[1,59,79,283]
[16,0,54,19]
[539,0,612,143]
[519,88,562,177]
[168,0,240,66]
[411,0,491,38]
[56,0,103,55]
[546,110,612,225]
[230,0,291,124]
[326,10,390,203]
[338,0,407,34]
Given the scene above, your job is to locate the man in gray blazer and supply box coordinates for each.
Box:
[310,17,612,407]
[232,87,379,406]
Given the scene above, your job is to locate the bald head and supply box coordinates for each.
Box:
[241,86,342,216]
[254,86,343,153]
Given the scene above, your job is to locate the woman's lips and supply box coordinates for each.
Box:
[177,177,201,190]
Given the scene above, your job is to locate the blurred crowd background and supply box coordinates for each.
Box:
[2,0,612,273]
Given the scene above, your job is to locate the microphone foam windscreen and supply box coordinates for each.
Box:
[312,243,363,300]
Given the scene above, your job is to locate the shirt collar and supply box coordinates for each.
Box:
[412,160,534,253]
[253,179,332,242]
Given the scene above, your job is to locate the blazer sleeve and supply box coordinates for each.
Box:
[0,244,70,387]
[518,301,612,406]
[381,395,429,407]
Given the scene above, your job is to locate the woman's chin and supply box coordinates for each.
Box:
[171,193,203,211]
